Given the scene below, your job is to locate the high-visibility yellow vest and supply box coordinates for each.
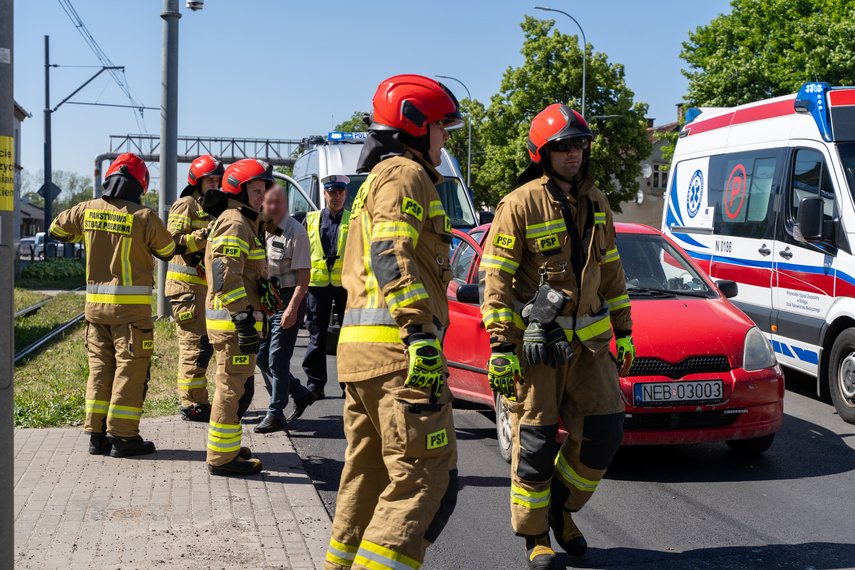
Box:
[306,209,350,287]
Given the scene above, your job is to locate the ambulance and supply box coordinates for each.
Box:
[662,82,855,423]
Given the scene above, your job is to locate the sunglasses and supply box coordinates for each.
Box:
[549,138,589,152]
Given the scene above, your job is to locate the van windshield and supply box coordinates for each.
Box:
[838,142,855,205]
[338,175,476,229]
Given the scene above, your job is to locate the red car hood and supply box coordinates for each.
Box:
[627,297,754,369]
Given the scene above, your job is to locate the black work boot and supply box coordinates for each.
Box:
[88,432,110,455]
[109,435,156,458]
[524,534,556,570]
[238,447,252,460]
[550,504,588,557]
[208,457,262,477]
[254,414,286,434]
[286,392,318,424]
[180,403,212,423]
[309,385,326,401]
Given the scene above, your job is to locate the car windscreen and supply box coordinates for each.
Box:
[339,175,476,229]
[616,233,713,296]
[837,142,855,207]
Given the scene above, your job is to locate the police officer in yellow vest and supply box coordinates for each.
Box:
[300,174,350,408]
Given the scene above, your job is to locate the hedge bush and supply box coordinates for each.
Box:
[21,258,86,281]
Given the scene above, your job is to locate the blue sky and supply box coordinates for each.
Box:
[13,0,732,189]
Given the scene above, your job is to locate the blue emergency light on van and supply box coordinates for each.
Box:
[328,132,369,142]
[794,82,833,142]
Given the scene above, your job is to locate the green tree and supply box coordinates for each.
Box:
[478,16,652,212]
[444,98,489,207]
[21,169,94,211]
[682,0,855,107]
[334,111,369,133]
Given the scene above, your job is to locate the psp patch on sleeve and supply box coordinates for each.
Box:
[493,233,516,250]
[401,197,424,222]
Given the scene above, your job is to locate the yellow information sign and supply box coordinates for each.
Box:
[0,136,13,211]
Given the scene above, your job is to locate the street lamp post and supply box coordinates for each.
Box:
[435,75,472,189]
[534,6,587,119]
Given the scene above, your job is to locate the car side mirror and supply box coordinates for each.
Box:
[478,211,494,225]
[456,283,480,304]
[795,196,824,243]
[715,279,738,299]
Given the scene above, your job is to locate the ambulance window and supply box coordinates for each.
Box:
[835,143,855,210]
[708,152,779,239]
[790,149,835,224]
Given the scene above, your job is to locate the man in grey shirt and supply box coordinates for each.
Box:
[256,184,316,433]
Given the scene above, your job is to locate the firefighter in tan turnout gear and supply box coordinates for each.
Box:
[325,75,462,570]
[49,153,175,458]
[203,158,280,476]
[480,105,636,570]
[166,155,224,422]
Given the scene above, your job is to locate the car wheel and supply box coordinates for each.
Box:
[828,329,855,424]
[725,433,775,455]
[494,391,512,464]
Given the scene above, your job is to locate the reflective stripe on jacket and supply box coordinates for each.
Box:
[165,190,211,296]
[306,209,350,287]
[49,197,174,325]
[337,152,453,382]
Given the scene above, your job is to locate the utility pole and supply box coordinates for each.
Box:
[1,0,16,563]
[43,35,52,256]
[534,6,587,119]
[157,0,181,318]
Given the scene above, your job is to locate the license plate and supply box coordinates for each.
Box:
[633,380,724,406]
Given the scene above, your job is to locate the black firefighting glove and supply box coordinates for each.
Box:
[232,309,260,355]
[523,321,548,366]
[521,283,570,325]
[405,333,445,400]
[544,322,574,368]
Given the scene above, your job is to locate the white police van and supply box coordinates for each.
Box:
[284,131,485,229]
[662,82,855,423]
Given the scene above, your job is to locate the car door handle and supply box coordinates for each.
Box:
[779,247,793,260]
[758,244,771,256]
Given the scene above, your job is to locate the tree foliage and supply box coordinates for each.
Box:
[444,98,490,208]
[478,17,651,212]
[21,170,94,212]
[334,111,369,133]
[682,0,855,107]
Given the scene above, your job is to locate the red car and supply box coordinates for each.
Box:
[445,223,784,461]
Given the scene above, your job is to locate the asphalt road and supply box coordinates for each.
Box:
[282,331,855,569]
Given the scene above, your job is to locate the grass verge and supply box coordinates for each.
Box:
[14,288,52,314]
[14,292,87,351]
[15,276,86,290]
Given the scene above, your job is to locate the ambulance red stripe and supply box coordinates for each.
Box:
[829,90,855,106]
[686,99,795,136]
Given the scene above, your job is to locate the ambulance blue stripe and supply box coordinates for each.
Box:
[771,340,819,365]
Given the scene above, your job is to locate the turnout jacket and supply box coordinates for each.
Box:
[204,199,269,341]
[338,152,454,381]
[165,189,212,295]
[480,174,632,353]
[49,197,175,325]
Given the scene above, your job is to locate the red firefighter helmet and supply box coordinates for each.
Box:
[188,155,225,186]
[369,74,463,137]
[527,104,593,163]
[104,153,149,194]
[222,159,275,195]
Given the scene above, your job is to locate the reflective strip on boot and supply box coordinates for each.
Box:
[178,376,207,389]
[326,538,358,567]
[555,453,599,492]
[107,405,142,420]
[511,484,550,509]
[85,399,110,414]
[354,540,421,570]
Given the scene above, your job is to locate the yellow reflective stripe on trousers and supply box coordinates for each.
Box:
[207,435,241,453]
[355,540,421,570]
[178,376,207,389]
[601,248,620,264]
[85,399,110,414]
[339,325,402,344]
[208,421,241,437]
[385,283,428,311]
[481,254,519,275]
[525,219,566,239]
[555,453,599,492]
[594,212,606,224]
[107,404,142,420]
[607,294,630,311]
[120,236,132,286]
[218,287,247,305]
[482,308,525,330]
[327,538,358,567]
[511,484,550,509]
[372,221,419,245]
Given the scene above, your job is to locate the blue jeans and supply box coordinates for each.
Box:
[257,289,311,418]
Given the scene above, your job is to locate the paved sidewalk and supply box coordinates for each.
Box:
[13,378,333,569]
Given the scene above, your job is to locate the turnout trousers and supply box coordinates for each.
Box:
[508,341,625,537]
[84,318,154,438]
[206,333,256,466]
[169,286,213,407]
[325,371,458,570]
[302,285,347,391]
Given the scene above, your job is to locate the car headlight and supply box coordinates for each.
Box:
[743,327,777,371]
